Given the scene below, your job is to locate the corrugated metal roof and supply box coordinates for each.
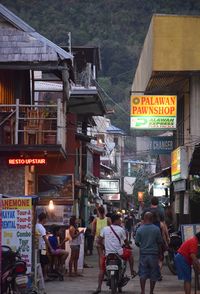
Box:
[106,125,125,135]
[0,4,73,63]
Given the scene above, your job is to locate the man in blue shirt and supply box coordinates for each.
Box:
[135,212,163,294]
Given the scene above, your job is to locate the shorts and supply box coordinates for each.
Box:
[175,253,192,282]
[54,249,64,255]
[39,250,49,266]
[101,248,132,272]
[139,254,160,281]
[70,245,80,251]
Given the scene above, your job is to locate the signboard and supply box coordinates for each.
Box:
[38,174,74,201]
[8,158,46,165]
[171,147,188,182]
[153,177,170,197]
[2,197,32,273]
[99,179,120,194]
[102,193,120,201]
[173,180,187,192]
[183,192,189,215]
[181,224,200,242]
[175,193,180,213]
[150,136,174,155]
[130,95,177,129]
[36,205,73,226]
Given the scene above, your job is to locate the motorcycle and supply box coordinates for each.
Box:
[165,226,182,275]
[1,245,29,294]
[106,253,130,294]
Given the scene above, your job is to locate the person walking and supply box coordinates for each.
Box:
[135,212,163,294]
[85,215,95,256]
[174,232,200,294]
[141,197,169,278]
[92,206,111,268]
[68,216,84,277]
[124,212,134,243]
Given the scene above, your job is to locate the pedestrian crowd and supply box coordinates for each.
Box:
[35,197,200,294]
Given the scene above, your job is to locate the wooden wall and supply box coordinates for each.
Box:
[0,69,30,104]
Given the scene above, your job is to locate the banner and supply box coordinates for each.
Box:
[130,95,177,129]
[2,197,32,273]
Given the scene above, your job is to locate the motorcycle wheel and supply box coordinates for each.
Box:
[110,275,117,294]
[166,252,177,275]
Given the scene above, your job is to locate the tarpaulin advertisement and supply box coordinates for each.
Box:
[130,95,177,130]
[1,197,32,273]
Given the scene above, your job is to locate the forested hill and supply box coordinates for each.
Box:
[1,0,200,138]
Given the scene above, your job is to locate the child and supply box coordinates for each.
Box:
[48,225,69,274]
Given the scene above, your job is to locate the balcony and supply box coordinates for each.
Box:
[0,98,66,150]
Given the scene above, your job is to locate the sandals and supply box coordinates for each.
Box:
[131,271,137,278]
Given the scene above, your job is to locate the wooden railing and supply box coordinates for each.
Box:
[0,99,66,149]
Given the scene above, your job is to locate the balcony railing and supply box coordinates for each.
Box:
[0,98,66,149]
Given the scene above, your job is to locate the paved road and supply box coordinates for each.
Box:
[45,242,187,294]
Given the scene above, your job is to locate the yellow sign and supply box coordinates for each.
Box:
[2,198,32,210]
[171,147,188,182]
[171,148,181,178]
[130,95,177,129]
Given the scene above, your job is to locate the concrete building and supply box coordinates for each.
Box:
[132,14,200,225]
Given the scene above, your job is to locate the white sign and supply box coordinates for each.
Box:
[99,179,120,194]
[102,194,120,201]
[175,193,180,214]
[2,197,32,273]
[184,192,189,215]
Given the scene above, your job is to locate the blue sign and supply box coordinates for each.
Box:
[150,136,174,155]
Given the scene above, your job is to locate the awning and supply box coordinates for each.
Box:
[189,144,200,175]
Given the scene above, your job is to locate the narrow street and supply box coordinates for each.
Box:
[45,243,185,294]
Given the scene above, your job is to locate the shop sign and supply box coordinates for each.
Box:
[8,158,46,165]
[171,147,188,182]
[173,180,186,192]
[153,177,170,197]
[102,194,120,201]
[130,95,177,130]
[2,197,32,273]
[150,136,174,154]
[99,179,120,194]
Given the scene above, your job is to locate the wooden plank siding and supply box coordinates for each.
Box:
[0,69,30,105]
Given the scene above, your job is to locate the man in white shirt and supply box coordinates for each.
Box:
[93,214,136,294]
[35,212,54,281]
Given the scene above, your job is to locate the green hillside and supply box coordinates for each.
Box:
[1,0,200,141]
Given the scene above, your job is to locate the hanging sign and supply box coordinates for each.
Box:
[171,147,188,182]
[2,197,32,273]
[150,136,174,154]
[130,95,177,129]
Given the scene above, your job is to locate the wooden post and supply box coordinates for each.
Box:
[15,99,19,144]
[62,62,70,150]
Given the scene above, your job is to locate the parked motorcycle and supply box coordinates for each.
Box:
[165,226,182,275]
[105,253,130,294]
[1,245,28,294]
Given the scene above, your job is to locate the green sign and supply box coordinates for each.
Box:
[130,116,176,130]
